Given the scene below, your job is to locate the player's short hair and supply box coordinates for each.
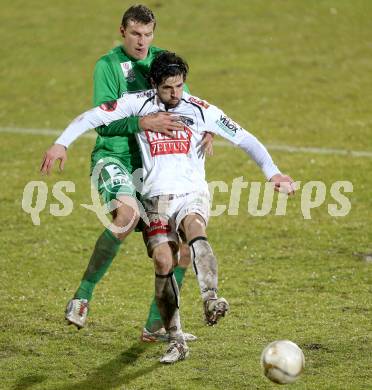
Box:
[150,51,189,86]
[121,5,156,29]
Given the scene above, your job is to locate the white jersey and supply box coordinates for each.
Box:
[56,90,280,198]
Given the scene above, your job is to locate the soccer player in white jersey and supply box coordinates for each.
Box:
[42,51,294,363]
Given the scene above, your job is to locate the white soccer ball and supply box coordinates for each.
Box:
[261,340,305,384]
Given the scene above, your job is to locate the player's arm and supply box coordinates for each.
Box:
[107,111,184,137]
[205,105,295,194]
[93,60,183,137]
[56,103,133,147]
[40,97,135,175]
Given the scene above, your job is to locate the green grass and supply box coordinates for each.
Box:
[0,1,371,389]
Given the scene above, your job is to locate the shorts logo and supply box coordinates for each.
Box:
[145,127,192,156]
[99,100,117,112]
[120,61,136,82]
[216,115,240,137]
[189,97,209,109]
[145,219,171,237]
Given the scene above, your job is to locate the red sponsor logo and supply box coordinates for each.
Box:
[145,127,192,156]
[145,219,171,237]
[189,97,209,109]
[99,100,117,112]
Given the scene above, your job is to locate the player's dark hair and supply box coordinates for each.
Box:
[150,51,189,86]
[121,5,156,29]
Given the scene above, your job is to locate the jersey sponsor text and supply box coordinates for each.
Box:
[145,127,192,156]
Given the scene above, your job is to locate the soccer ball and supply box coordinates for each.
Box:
[261,340,305,384]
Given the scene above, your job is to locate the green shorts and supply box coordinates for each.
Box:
[96,159,136,204]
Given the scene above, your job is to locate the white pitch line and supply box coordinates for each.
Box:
[1,126,372,158]
[0,126,96,139]
[214,141,372,158]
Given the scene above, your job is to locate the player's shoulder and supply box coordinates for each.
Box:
[148,45,165,57]
[182,92,211,111]
[119,89,156,105]
[142,46,165,64]
[98,89,155,113]
[129,89,156,100]
[95,45,124,67]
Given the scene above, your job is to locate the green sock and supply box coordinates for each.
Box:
[145,266,187,332]
[74,229,121,301]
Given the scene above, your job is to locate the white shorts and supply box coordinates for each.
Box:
[142,191,210,257]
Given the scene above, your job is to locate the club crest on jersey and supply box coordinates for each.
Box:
[99,100,117,112]
[145,127,192,156]
[189,97,209,109]
[179,116,194,126]
[120,61,136,82]
[216,115,240,137]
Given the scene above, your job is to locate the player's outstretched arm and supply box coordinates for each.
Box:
[204,103,295,187]
[40,104,123,175]
[40,144,67,175]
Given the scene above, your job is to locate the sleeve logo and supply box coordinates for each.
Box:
[216,115,240,137]
[99,100,118,112]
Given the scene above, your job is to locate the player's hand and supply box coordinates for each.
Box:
[139,112,184,138]
[200,132,214,157]
[269,173,295,195]
[40,144,67,175]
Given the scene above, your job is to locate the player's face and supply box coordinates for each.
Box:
[120,21,154,60]
[157,75,184,109]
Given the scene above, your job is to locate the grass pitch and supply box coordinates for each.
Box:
[0,1,371,389]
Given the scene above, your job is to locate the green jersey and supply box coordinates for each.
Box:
[91,45,164,173]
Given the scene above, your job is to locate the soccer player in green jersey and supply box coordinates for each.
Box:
[42,5,208,341]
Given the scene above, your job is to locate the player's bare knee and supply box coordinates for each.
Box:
[182,214,206,241]
[153,244,173,275]
[112,197,140,239]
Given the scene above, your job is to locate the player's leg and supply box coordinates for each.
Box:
[149,236,188,363]
[178,192,229,326]
[182,213,218,301]
[141,195,196,343]
[152,243,182,340]
[143,242,191,336]
[65,161,139,329]
[74,196,139,298]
